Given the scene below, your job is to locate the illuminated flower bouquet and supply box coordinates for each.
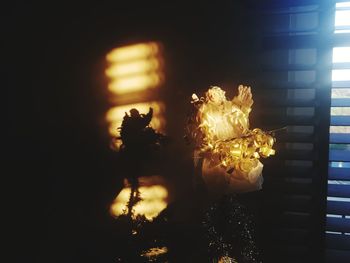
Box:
[186,85,276,195]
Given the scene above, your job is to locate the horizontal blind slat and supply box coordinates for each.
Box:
[329,167,350,180]
[329,133,350,144]
[326,217,350,232]
[333,81,350,88]
[326,249,350,263]
[327,200,350,215]
[331,116,350,126]
[331,98,350,107]
[329,149,350,161]
[326,233,350,250]
[328,184,350,198]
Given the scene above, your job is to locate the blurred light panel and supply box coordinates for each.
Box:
[335,10,350,27]
[106,42,164,95]
[105,58,161,77]
[330,126,350,133]
[333,47,350,62]
[336,2,350,8]
[331,107,350,115]
[110,177,168,220]
[335,3,350,33]
[106,101,166,137]
[332,88,350,98]
[334,29,350,33]
[326,3,350,242]
[106,42,159,62]
[332,69,350,81]
[108,73,163,94]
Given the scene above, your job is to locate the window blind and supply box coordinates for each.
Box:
[325,2,350,262]
[250,1,334,262]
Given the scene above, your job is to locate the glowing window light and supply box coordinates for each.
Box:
[106,42,164,95]
[332,69,350,81]
[110,184,168,220]
[106,101,166,137]
[336,2,350,8]
[332,88,350,98]
[333,47,350,63]
[335,10,350,27]
[334,29,350,33]
[330,107,350,115]
[330,126,350,133]
[108,73,163,95]
[105,58,161,77]
[330,161,350,168]
[106,42,159,62]
[327,197,350,202]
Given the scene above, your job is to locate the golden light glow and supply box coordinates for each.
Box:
[106,42,159,62]
[106,101,166,137]
[108,73,162,95]
[105,58,160,77]
[187,86,275,180]
[106,42,164,95]
[110,185,168,220]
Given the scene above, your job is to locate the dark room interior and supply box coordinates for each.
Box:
[6,0,350,262]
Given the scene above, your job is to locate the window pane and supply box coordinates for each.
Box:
[330,126,350,133]
[335,10,350,27]
[332,69,350,81]
[336,2,350,8]
[332,88,350,98]
[331,107,350,115]
[333,47,350,63]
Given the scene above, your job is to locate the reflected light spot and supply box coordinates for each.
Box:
[110,185,168,220]
[105,58,161,77]
[330,161,350,168]
[332,69,350,81]
[106,42,164,95]
[106,42,159,62]
[108,73,163,95]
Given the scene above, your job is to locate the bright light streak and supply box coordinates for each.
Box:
[332,88,350,98]
[106,42,164,94]
[332,69,350,81]
[106,101,166,136]
[327,197,350,202]
[333,47,350,62]
[330,107,350,115]
[334,29,350,33]
[110,185,168,220]
[105,58,161,77]
[108,73,162,94]
[330,126,350,133]
[106,42,159,62]
[335,10,350,27]
[336,2,350,8]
